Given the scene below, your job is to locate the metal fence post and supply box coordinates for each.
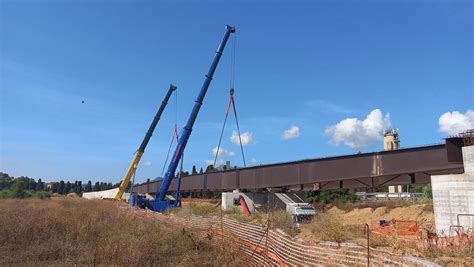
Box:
[365,223,370,266]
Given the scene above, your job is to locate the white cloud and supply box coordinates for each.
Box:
[325,109,391,148]
[439,110,474,136]
[143,161,152,167]
[281,126,300,140]
[251,158,257,165]
[206,147,234,167]
[230,130,253,146]
[206,158,224,166]
[212,147,235,157]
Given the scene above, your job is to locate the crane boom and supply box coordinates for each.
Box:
[114,84,177,201]
[139,25,235,211]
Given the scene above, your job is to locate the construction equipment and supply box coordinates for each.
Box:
[136,25,235,212]
[114,84,177,201]
[286,203,316,223]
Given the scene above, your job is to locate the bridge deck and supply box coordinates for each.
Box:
[134,144,464,194]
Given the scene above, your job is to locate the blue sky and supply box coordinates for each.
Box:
[1,0,472,183]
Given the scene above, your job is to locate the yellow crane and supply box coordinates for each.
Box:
[114,84,177,201]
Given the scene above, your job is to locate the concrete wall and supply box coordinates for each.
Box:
[431,145,474,235]
[221,191,255,213]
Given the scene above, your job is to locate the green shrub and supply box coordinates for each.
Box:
[0,189,13,199]
[0,189,51,199]
[306,189,357,204]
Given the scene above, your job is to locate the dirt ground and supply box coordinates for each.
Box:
[326,203,434,226]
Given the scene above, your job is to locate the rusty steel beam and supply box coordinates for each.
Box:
[134,144,464,194]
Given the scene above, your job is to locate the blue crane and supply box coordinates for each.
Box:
[136,25,236,212]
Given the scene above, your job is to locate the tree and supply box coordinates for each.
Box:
[36,178,44,191]
[93,182,100,192]
[0,172,14,190]
[192,165,197,175]
[51,183,59,193]
[11,179,27,198]
[28,178,37,191]
[15,177,30,191]
[85,181,92,192]
[205,165,215,173]
[77,181,82,194]
[199,168,203,174]
[65,182,71,194]
[59,180,65,195]
[422,184,432,199]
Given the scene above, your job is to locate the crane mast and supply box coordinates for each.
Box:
[114,84,177,201]
[138,25,235,212]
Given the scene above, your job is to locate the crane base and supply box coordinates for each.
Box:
[133,195,180,212]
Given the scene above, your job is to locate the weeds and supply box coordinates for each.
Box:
[269,210,299,237]
[333,200,418,212]
[188,202,219,216]
[0,198,239,265]
[309,213,355,243]
[369,234,394,248]
[0,189,51,199]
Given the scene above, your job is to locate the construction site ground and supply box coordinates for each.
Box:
[166,199,472,266]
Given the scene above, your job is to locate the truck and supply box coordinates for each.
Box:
[286,203,317,223]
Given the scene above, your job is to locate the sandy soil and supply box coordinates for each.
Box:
[326,204,434,226]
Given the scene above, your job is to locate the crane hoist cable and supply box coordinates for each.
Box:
[213,88,246,168]
[214,34,246,168]
[161,124,180,178]
[160,91,180,178]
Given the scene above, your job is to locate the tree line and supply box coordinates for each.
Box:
[0,162,237,199]
[178,164,238,178]
[0,172,121,198]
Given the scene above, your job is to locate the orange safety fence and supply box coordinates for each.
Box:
[183,216,437,266]
[371,220,420,239]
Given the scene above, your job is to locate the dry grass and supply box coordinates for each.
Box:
[333,200,420,212]
[188,202,219,216]
[0,198,240,266]
[369,234,395,248]
[309,213,359,243]
[166,202,220,217]
[269,210,299,237]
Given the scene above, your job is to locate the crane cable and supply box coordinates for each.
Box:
[160,89,180,178]
[213,34,247,168]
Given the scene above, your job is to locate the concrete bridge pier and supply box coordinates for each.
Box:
[431,145,474,236]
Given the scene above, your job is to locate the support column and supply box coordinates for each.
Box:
[431,145,474,235]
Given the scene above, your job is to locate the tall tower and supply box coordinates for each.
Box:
[384,129,400,151]
[384,129,402,193]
